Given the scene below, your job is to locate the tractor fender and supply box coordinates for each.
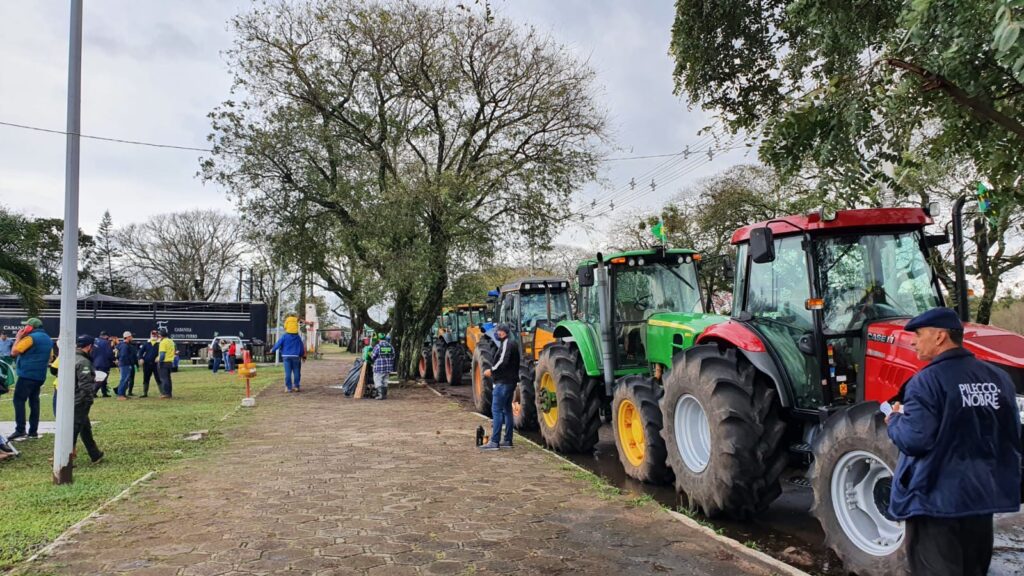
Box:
[551,321,602,378]
[696,320,793,409]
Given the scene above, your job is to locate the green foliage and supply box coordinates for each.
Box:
[671,0,1024,206]
[86,210,135,298]
[204,0,606,375]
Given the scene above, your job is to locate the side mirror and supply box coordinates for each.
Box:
[750,227,776,264]
[925,233,949,248]
[797,332,816,356]
[577,265,595,287]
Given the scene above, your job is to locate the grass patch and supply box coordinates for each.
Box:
[743,540,762,551]
[627,493,655,508]
[564,466,620,500]
[676,505,724,534]
[0,364,281,570]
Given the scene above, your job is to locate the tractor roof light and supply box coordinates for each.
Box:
[638,257,645,265]
[805,298,825,310]
[677,255,684,264]
[611,257,626,264]
[692,253,702,262]
[561,282,567,288]
[628,258,636,266]
[525,283,532,289]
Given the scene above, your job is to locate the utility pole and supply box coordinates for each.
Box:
[53,0,83,485]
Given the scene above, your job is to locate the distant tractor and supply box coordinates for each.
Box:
[418,316,442,381]
[471,278,572,428]
[535,248,726,483]
[435,303,492,384]
[662,207,1024,574]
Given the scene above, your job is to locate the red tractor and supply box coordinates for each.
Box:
[662,207,1024,575]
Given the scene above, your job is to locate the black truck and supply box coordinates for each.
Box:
[0,294,268,360]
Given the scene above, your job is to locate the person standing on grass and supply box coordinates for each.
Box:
[156,328,176,399]
[139,330,159,397]
[369,335,395,400]
[0,332,13,364]
[115,332,138,399]
[9,317,54,442]
[227,341,237,373]
[71,334,104,464]
[211,339,224,374]
[91,331,113,398]
[271,317,306,392]
[886,308,1021,575]
[479,324,518,450]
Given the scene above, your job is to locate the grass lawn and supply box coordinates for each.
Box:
[0,363,283,570]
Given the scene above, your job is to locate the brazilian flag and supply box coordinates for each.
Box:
[651,218,667,244]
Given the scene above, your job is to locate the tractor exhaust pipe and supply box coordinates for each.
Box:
[951,195,970,322]
[595,253,616,397]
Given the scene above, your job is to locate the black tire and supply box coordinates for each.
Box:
[418,345,433,381]
[432,340,448,384]
[513,359,538,431]
[662,344,787,518]
[471,338,495,416]
[811,402,908,575]
[445,345,467,385]
[533,340,602,454]
[612,375,671,484]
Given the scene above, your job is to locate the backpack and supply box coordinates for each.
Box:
[0,359,14,395]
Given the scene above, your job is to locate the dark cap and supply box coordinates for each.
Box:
[76,334,94,348]
[904,307,963,332]
[99,330,108,337]
[158,327,169,336]
[495,323,513,335]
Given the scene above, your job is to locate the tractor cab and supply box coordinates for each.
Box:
[576,248,725,383]
[493,277,572,360]
[727,207,1024,414]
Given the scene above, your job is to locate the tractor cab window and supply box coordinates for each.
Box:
[816,231,941,334]
[746,235,820,408]
[520,290,571,331]
[499,294,518,328]
[610,261,702,365]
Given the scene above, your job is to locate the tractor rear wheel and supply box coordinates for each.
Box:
[612,375,670,484]
[513,359,538,431]
[418,346,433,381]
[445,345,467,385]
[811,402,907,575]
[662,344,787,518]
[471,338,495,416]
[432,340,448,384]
[534,340,602,454]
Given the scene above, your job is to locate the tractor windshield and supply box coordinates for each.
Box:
[614,261,704,323]
[521,290,571,331]
[814,231,941,333]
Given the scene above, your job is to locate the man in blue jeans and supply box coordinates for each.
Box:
[115,332,138,399]
[9,317,54,441]
[480,324,519,451]
[270,317,306,392]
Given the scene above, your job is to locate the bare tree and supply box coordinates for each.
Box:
[120,210,246,301]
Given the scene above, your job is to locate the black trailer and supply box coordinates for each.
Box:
[0,294,268,359]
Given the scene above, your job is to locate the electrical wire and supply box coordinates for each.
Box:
[0,120,213,153]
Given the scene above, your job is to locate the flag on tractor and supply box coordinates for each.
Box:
[651,218,667,244]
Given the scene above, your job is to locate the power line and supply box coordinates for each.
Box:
[0,120,213,153]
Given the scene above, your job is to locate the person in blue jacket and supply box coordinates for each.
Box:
[270,317,307,392]
[91,332,114,398]
[886,307,1021,575]
[138,330,160,397]
[9,317,54,441]
[115,332,138,399]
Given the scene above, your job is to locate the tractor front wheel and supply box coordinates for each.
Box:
[432,340,448,384]
[811,402,907,575]
[533,340,602,454]
[662,344,787,518]
[418,346,433,381]
[612,375,670,484]
[445,345,467,385]
[471,339,495,416]
[513,359,538,431]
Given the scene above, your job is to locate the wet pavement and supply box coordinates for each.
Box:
[23,355,790,576]
[432,374,1024,575]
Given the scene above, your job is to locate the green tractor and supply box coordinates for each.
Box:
[534,248,727,482]
[471,277,572,428]
[431,303,492,385]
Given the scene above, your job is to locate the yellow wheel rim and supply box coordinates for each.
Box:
[474,362,483,400]
[539,372,558,429]
[617,399,645,467]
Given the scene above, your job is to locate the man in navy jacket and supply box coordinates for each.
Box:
[91,332,114,398]
[887,307,1021,575]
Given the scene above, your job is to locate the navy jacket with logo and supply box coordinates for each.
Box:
[887,347,1021,519]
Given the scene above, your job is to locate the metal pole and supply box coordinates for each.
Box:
[952,195,970,322]
[54,0,84,485]
[275,266,283,366]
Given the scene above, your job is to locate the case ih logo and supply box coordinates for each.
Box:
[866,332,890,343]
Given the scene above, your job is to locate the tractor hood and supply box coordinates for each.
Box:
[644,311,729,370]
[866,318,1024,369]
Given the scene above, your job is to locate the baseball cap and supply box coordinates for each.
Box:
[123,331,133,338]
[158,327,169,336]
[22,318,43,328]
[904,307,963,332]
[76,334,94,347]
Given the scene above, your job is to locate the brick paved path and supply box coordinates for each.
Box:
[28,355,784,576]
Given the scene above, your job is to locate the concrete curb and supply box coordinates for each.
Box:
[423,381,810,576]
[8,470,157,575]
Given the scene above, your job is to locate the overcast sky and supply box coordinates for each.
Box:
[0,1,757,246]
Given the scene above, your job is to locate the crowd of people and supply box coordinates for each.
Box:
[0,318,178,463]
